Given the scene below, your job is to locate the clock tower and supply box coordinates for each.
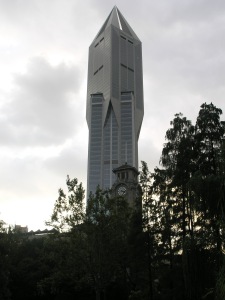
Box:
[111,163,142,212]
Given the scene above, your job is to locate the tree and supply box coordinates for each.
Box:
[160,113,195,241]
[215,257,225,300]
[0,220,11,300]
[195,103,224,176]
[140,162,185,300]
[85,188,132,300]
[46,175,85,232]
[191,103,225,263]
[141,103,225,300]
[45,177,141,300]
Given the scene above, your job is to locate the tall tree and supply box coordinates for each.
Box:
[140,161,186,300]
[0,220,11,300]
[160,113,195,241]
[195,103,224,176]
[193,103,225,257]
[143,104,225,300]
[46,178,138,300]
[85,188,131,300]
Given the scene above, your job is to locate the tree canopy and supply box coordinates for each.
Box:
[0,102,224,300]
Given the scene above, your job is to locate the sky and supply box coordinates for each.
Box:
[0,0,225,230]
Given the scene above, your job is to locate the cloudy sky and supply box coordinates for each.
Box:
[0,0,225,230]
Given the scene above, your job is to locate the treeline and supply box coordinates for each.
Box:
[0,102,225,300]
[0,184,143,300]
[141,102,225,300]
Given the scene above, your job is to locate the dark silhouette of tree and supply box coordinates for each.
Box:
[45,177,142,300]
[2,102,224,300]
[140,103,225,300]
[0,221,11,300]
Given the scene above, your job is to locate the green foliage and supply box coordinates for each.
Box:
[195,103,224,176]
[2,102,224,300]
[140,102,225,300]
[46,175,85,231]
[0,231,11,300]
[215,257,225,300]
[43,179,144,299]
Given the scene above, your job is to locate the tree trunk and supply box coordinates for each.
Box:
[96,290,101,300]
[147,228,153,300]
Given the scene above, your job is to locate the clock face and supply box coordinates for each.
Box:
[117,185,127,196]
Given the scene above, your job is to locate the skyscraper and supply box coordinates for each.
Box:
[86,6,144,196]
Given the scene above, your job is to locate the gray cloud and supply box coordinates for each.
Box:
[140,0,225,146]
[44,137,88,185]
[0,57,83,146]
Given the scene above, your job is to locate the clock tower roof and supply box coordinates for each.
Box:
[112,163,139,175]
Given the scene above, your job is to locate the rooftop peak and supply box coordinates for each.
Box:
[94,6,140,41]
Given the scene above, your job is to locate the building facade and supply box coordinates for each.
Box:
[86,6,144,196]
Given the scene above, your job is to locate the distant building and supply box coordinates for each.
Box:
[86,6,144,197]
[14,225,28,233]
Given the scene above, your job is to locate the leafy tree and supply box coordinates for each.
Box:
[195,103,225,253]
[157,113,196,299]
[9,238,49,300]
[37,235,91,300]
[85,188,132,300]
[0,220,11,300]
[140,162,185,300]
[42,176,91,298]
[46,175,85,231]
[45,177,142,300]
[160,113,195,241]
[215,257,225,300]
[195,103,224,176]
[141,103,225,300]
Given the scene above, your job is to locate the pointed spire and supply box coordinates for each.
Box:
[94,6,140,41]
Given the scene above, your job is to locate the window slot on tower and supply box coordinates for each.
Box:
[121,63,127,69]
[121,91,133,102]
[94,66,103,75]
[120,35,126,40]
[91,93,103,104]
[128,67,134,72]
[128,40,133,44]
[100,37,104,43]
[95,42,99,48]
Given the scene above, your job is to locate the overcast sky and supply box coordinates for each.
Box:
[0,0,225,230]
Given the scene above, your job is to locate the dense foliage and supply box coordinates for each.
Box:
[0,103,224,300]
[141,103,225,300]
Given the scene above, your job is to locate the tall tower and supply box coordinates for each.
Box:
[86,6,144,196]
